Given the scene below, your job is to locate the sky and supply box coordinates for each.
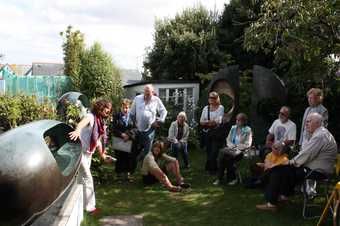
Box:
[0,0,229,71]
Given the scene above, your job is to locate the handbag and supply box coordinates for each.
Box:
[220,147,242,157]
[112,136,132,153]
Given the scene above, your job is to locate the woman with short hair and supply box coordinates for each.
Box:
[299,88,328,147]
[112,98,139,182]
[213,113,252,186]
[168,111,190,168]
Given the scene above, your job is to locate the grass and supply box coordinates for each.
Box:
[81,148,332,226]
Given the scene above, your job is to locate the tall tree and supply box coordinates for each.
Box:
[243,0,340,138]
[80,42,122,100]
[143,4,232,84]
[243,0,339,81]
[60,26,85,90]
[217,0,273,70]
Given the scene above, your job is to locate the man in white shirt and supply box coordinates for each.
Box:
[262,106,296,158]
[130,84,167,159]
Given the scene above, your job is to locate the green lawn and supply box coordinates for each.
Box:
[81,149,332,226]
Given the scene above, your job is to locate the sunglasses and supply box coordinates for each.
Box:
[279,112,288,116]
[209,96,217,99]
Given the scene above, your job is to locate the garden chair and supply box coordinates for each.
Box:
[301,169,332,219]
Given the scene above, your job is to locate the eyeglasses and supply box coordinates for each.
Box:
[279,112,288,116]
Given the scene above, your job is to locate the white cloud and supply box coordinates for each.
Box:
[0,0,229,70]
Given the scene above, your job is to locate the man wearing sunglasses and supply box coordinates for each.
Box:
[262,106,296,158]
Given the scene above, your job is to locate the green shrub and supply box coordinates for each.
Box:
[0,94,56,131]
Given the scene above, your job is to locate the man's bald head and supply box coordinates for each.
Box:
[306,112,322,134]
[144,84,154,101]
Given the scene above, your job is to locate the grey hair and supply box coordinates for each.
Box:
[177,111,187,121]
[307,112,323,125]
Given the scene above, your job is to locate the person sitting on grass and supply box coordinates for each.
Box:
[141,140,190,192]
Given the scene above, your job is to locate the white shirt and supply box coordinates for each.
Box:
[130,94,167,131]
[269,118,296,144]
[200,105,224,131]
[80,113,95,152]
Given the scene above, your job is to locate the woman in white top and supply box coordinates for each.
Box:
[69,99,113,215]
[200,91,225,174]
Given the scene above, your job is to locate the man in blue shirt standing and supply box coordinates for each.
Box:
[130,84,167,160]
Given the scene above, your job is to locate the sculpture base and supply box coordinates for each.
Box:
[32,182,83,226]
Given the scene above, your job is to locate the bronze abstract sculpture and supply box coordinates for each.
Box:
[0,120,82,226]
[57,91,90,118]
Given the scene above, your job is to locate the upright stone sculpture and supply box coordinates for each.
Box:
[206,65,240,139]
[57,91,90,119]
[207,65,240,122]
[250,65,286,144]
[0,120,82,226]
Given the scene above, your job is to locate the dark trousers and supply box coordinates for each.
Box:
[115,142,139,174]
[171,142,189,167]
[205,138,222,173]
[217,151,243,181]
[263,166,325,204]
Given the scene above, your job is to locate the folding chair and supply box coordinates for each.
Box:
[301,169,332,219]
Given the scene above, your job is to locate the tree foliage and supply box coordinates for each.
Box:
[80,42,123,101]
[60,25,85,91]
[243,0,340,138]
[243,0,339,79]
[144,4,232,84]
[60,27,123,103]
[0,94,56,131]
[217,0,274,70]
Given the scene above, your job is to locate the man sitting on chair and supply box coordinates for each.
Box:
[256,113,337,212]
[261,106,296,159]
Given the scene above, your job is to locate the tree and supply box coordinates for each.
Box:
[80,42,122,100]
[143,4,232,84]
[217,0,273,70]
[60,26,85,91]
[243,0,339,80]
[243,0,340,138]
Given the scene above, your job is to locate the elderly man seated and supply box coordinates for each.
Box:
[261,106,296,159]
[256,112,337,211]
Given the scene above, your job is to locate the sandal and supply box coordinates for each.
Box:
[170,186,182,192]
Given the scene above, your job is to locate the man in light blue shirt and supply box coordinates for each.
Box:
[130,84,167,159]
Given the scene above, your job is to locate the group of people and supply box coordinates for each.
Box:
[69,84,190,215]
[199,88,337,212]
[69,85,338,215]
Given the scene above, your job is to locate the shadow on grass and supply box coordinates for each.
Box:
[82,149,329,226]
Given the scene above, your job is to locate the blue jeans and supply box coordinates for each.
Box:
[171,142,189,167]
[138,128,155,160]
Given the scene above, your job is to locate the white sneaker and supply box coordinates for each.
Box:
[213,180,220,185]
[228,179,238,186]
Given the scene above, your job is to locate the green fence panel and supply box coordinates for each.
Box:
[3,70,72,102]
